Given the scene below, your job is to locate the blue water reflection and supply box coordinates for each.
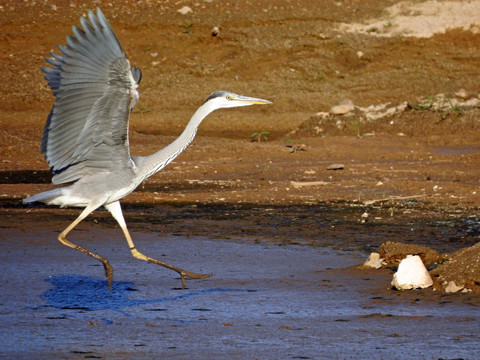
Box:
[34,275,250,323]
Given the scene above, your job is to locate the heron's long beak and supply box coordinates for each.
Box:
[238,95,272,105]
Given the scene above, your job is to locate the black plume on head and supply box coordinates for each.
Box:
[203,91,229,104]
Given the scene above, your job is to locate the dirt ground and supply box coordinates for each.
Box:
[0,0,480,356]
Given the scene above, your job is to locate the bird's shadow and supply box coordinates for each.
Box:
[33,275,252,323]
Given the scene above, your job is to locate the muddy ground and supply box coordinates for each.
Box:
[1,0,480,358]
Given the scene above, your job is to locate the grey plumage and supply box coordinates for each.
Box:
[41,9,133,185]
[24,8,271,290]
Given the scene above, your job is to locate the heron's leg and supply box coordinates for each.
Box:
[105,201,212,289]
[58,204,114,290]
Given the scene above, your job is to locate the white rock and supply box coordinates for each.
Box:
[363,252,383,269]
[315,111,329,118]
[391,255,433,290]
[178,6,193,15]
[330,99,354,115]
[326,163,344,170]
[445,281,463,293]
[455,89,469,100]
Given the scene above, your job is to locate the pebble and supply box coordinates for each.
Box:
[326,163,344,170]
[178,6,193,15]
[455,89,469,100]
[445,281,463,293]
[363,252,383,269]
[360,211,369,223]
[330,99,354,115]
[290,181,326,189]
[315,111,329,118]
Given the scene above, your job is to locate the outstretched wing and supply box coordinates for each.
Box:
[41,8,141,185]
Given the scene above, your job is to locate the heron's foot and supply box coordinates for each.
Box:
[177,270,213,289]
[101,260,114,291]
[59,234,115,291]
[131,247,212,289]
[82,249,113,290]
[80,249,113,291]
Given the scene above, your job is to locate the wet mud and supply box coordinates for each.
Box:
[0,225,479,359]
[1,0,480,358]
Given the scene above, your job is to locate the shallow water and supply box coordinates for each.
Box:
[0,225,478,359]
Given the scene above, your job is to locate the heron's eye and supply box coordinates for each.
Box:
[226,95,233,100]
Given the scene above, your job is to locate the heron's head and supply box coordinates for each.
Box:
[204,91,272,109]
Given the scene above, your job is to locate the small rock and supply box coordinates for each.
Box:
[363,252,383,269]
[445,281,463,293]
[360,211,369,223]
[391,255,433,290]
[211,26,220,36]
[290,181,327,189]
[335,120,345,129]
[326,163,344,170]
[455,89,469,100]
[356,51,364,58]
[330,99,354,115]
[315,111,329,118]
[178,6,193,15]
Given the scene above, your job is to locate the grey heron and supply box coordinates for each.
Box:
[23,8,271,290]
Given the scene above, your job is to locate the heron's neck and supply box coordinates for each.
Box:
[135,102,215,181]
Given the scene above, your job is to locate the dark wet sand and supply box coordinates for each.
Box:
[0,217,479,359]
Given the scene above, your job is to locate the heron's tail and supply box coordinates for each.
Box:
[23,188,64,205]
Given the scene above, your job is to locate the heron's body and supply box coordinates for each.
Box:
[26,97,211,208]
[24,8,270,290]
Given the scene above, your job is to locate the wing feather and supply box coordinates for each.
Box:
[42,8,140,184]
